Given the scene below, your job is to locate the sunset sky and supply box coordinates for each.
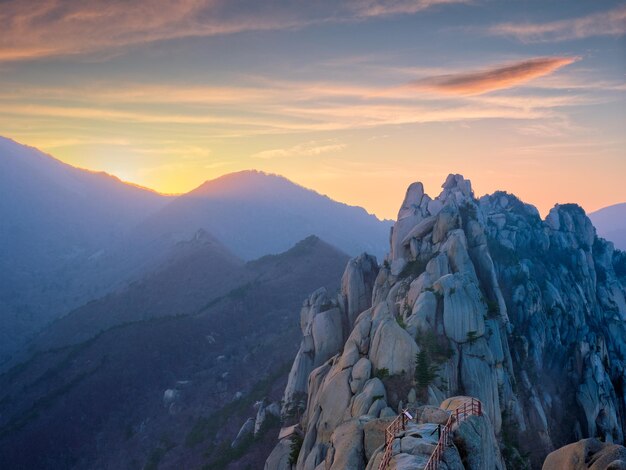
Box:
[1,0,624,219]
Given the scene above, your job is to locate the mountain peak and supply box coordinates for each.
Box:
[188,170,295,198]
[397,174,473,220]
[440,173,473,199]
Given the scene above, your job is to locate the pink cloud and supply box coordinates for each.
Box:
[409,57,579,95]
[0,0,467,62]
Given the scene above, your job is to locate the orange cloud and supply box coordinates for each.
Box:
[409,57,579,95]
[0,0,466,62]
[489,5,626,42]
[252,141,346,159]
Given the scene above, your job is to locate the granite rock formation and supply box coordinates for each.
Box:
[266,174,626,469]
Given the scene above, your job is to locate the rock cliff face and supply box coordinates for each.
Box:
[266,174,626,469]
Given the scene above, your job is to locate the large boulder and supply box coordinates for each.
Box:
[453,414,505,470]
[350,357,372,394]
[282,347,314,414]
[370,316,418,376]
[436,273,486,344]
[317,369,353,442]
[342,254,379,331]
[327,419,366,470]
[406,290,437,337]
[264,437,293,470]
[363,417,395,460]
[351,378,387,417]
[542,438,626,470]
[312,307,344,367]
[416,405,450,425]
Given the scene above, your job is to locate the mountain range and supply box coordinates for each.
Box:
[2,136,626,470]
[0,137,391,364]
[0,234,350,469]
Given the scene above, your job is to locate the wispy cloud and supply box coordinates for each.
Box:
[489,4,626,42]
[0,78,592,137]
[348,0,469,18]
[0,0,466,63]
[408,57,579,95]
[252,141,346,159]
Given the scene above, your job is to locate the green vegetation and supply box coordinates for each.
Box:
[0,358,105,439]
[414,350,439,392]
[186,363,290,447]
[487,237,519,267]
[614,251,626,278]
[144,438,176,470]
[402,300,411,317]
[501,409,531,469]
[459,202,478,225]
[289,433,304,465]
[282,391,307,425]
[227,282,253,300]
[202,436,253,469]
[486,299,500,318]
[399,256,432,279]
[395,314,407,329]
[124,424,135,441]
[381,373,414,409]
[374,368,390,380]
[202,414,281,469]
[466,331,479,345]
[415,331,453,363]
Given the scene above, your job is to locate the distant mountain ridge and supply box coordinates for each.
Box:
[590,202,626,251]
[0,235,350,470]
[135,169,392,260]
[0,136,390,363]
[0,136,169,361]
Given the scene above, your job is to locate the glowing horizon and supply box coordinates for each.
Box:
[1,0,624,219]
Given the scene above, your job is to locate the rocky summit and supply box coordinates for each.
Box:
[264,174,626,470]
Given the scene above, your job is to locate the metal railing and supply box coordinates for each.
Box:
[376,398,482,470]
[423,398,482,470]
[378,409,410,470]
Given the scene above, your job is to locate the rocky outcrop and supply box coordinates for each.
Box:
[342,254,379,331]
[362,397,500,470]
[232,418,255,448]
[267,175,626,470]
[542,438,626,469]
[282,257,379,415]
[264,437,293,470]
[454,414,505,470]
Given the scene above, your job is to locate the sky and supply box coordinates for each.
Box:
[0,0,625,220]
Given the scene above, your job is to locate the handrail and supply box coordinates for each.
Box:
[378,409,410,470]
[376,398,482,470]
[423,397,482,470]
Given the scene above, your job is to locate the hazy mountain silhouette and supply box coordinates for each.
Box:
[0,235,349,470]
[589,202,626,250]
[135,170,392,260]
[0,137,168,362]
[0,137,389,365]
[29,229,245,352]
